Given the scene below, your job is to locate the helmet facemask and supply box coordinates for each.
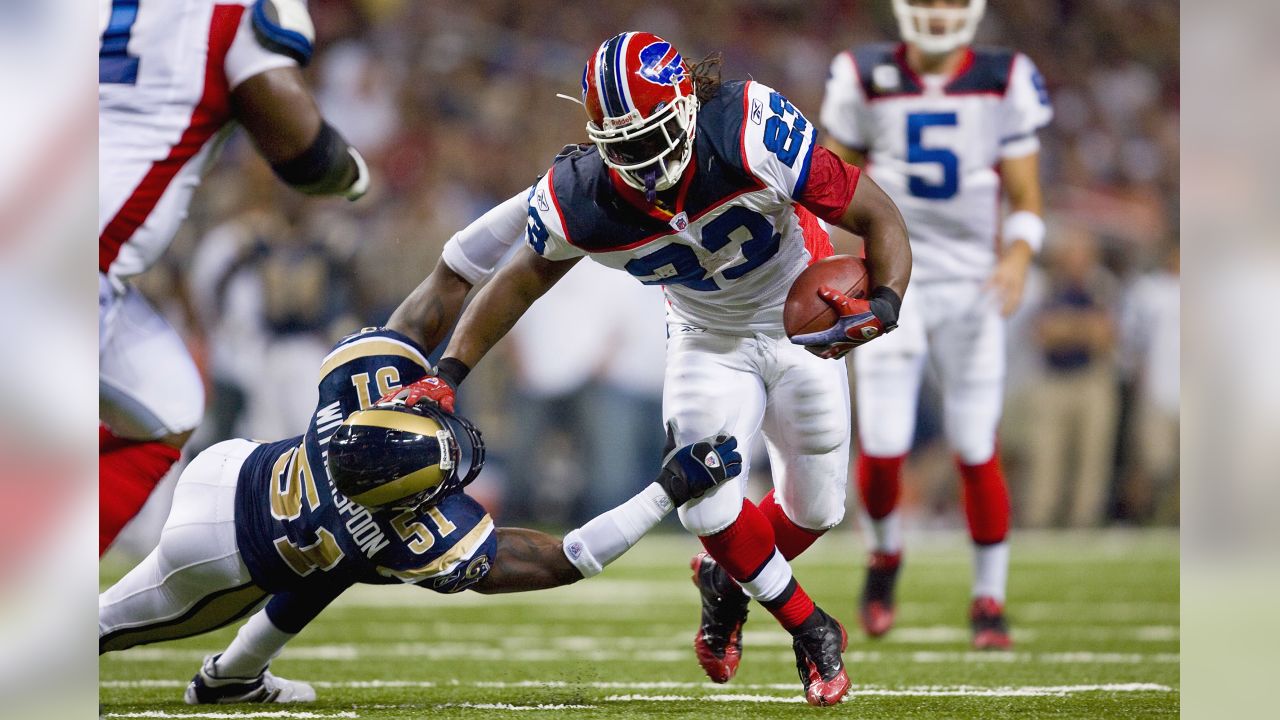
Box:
[893,0,987,57]
[587,89,698,201]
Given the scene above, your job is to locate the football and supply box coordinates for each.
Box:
[783,255,870,338]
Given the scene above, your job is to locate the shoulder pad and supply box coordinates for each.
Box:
[948,46,1016,95]
[252,0,316,66]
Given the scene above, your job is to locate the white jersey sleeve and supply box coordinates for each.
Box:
[1000,53,1053,159]
[440,188,531,284]
[819,51,868,151]
[740,81,820,201]
[224,2,298,90]
[526,171,586,262]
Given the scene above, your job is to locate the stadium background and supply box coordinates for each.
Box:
[114,0,1180,552]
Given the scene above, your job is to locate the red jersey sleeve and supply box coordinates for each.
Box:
[794,145,861,225]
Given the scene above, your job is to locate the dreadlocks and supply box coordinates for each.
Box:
[690,52,724,105]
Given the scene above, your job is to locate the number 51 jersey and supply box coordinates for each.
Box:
[526,80,843,335]
[821,44,1052,283]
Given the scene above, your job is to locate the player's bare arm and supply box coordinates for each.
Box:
[386,261,473,354]
[989,151,1044,316]
[473,529,584,594]
[822,137,866,168]
[837,173,912,302]
[231,66,368,200]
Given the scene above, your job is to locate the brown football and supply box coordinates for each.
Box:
[783,255,870,339]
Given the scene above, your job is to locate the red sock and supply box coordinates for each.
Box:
[700,499,815,631]
[857,453,904,519]
[957,453,1010,545]
[759,489,823,560]
[100,427,181,555]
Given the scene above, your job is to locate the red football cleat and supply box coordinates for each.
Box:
[970,596,1012,650]
[690,552,750,683]
[792,607,851,706]
[859,551,901,638]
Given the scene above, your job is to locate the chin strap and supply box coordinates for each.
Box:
[643,168,658,203]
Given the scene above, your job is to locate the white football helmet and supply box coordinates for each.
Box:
[893,0,987,56]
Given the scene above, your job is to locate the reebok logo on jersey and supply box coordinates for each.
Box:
[536,189,550,212]
[750,98,764,125]
[873,64,900,93]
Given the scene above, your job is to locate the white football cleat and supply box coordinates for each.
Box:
[184,654,316,704]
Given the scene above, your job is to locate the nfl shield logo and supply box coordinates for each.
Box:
[670,212,689,232]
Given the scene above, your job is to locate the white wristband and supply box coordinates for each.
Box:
[561,529,604,579]
[342,146,370,201]
[1002,211,1045,254]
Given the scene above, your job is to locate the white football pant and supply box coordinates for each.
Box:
[100,273,206,440]
[99,440,266,652]
[665,329,851,535]
[854,280,1005,464]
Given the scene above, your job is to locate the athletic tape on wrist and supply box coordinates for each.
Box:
[1002,211,1046,254]
[561,529,604,579]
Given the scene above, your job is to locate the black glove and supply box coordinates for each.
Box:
[656,432,743,507]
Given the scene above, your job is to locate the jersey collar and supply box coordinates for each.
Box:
[896,42,976,91]
[607,152,698,223]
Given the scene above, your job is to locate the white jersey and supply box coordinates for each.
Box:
[527,80,836,335]
[98,0,296,281]
[821,44,1051,282]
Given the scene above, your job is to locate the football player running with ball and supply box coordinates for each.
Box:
[100,319,742,705]
[390,32,912,706]
[820,0,1053,648]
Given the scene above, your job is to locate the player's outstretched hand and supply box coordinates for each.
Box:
[377,375,456,413]
[657,434,742,507]
[791,285,896,360]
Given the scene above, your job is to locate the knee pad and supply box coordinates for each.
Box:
[677,480,745,536]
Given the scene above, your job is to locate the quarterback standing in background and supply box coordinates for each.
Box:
[98,0,369,555]
[391,32,912,706]
[820,0,1053,648]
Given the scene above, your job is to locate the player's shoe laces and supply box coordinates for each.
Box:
[690,552,750,683]
[970,596,1012,650]
[859,550,901,638]
[184,654,316,705]
[791,606,851,706]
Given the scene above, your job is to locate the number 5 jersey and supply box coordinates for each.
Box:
[821,44,1053,283]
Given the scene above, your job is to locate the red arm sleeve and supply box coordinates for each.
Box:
[795,145,862,224]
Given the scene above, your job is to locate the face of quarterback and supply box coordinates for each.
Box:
[893,0,987,57]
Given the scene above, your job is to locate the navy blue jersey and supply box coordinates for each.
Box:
[235,328,496,595]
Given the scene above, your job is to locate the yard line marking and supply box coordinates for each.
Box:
[101,680,1176,694]
[603,684,1175,702]
[605,693,804,703]
[434,704,594,711]
[101,707,355,712]
[110,645,1180,664]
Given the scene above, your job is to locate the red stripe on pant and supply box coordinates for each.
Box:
[700,499,815,630]
[857,453,904,519]
[100,426,181,555]
[958,453,1010,545]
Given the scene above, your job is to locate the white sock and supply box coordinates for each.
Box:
[737,550,792,602]
[859,508,904,555]
[214,610,296,678]
[563,483,673,578]
[972,541,1009,603]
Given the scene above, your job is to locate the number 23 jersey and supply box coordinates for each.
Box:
[527,80,846,335]
[821,44,1052,283]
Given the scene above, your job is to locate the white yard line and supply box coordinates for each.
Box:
[433,704,595,711]
[103,680,1176,694]
[101,707,355,712]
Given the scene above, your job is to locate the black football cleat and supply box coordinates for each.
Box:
[792,607,851,706]
[970,596,1012,650]
[690,552,751,683]
[859,550,901,638]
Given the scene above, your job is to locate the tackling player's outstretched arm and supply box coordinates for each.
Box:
[474,433,742,594]
[385,261,473,355]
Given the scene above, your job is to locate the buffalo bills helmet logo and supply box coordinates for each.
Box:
[637,41,685,86]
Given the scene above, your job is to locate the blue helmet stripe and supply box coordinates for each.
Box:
[599,33,628,118]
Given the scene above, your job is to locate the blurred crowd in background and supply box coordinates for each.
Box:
[125,0,1178,545]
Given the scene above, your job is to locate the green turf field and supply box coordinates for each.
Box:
[100,528,1178,718]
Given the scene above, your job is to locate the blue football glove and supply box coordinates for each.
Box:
[790,285,900,360]
[656,431,743,507]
